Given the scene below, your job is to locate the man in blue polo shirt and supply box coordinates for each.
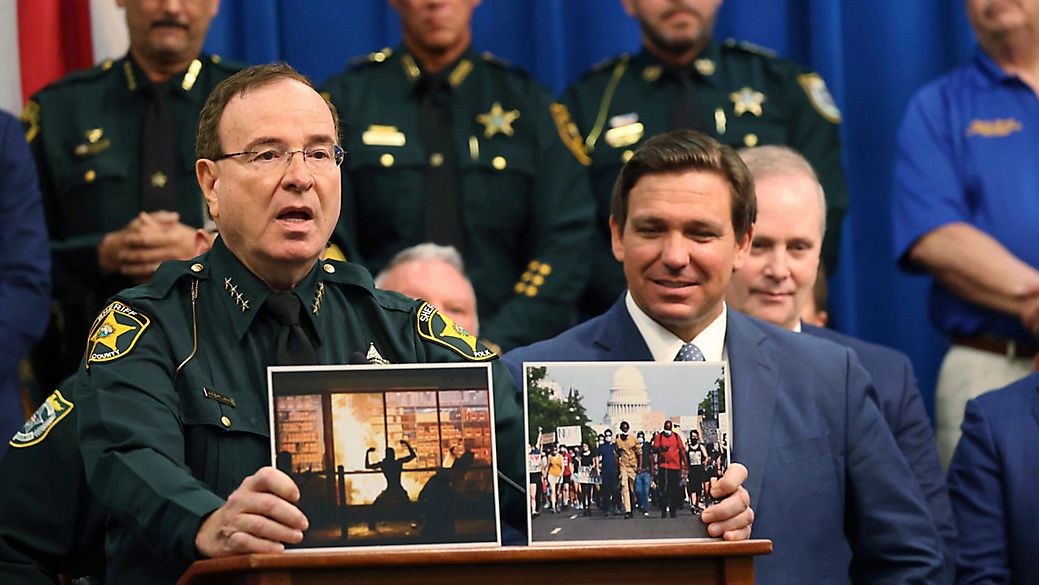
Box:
[892,0,1039,468]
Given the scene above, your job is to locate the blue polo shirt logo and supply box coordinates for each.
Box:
[965,118,1022,138]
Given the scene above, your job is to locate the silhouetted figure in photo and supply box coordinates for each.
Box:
[365,440,417,530]
[419,451,476,541]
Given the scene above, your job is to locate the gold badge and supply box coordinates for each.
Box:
[476,102,520,138]
[549,103,591,165]
[966,118,1023,138]
[416,302,496,361]
[362,125,407,147]
[86,302,150,365]
[797,73,841,123]
[642,65,662,82]
[730,87,766,117]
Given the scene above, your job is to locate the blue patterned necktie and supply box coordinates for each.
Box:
[674,342,705,362]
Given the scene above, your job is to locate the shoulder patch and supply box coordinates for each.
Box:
[797,73,841,123]
[20,99,40,143]
[416,302,497,361]
[10,390,74,448]
[550,103,592,165]
[86,301,151,365]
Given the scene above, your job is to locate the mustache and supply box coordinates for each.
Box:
[150,19,189,30]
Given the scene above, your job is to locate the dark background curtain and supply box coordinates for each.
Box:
[204,0,978,418]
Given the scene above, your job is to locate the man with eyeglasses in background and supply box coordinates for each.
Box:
[23,0,242,396]
[74,63,525,584]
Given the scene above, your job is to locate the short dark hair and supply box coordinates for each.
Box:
[610,130,756,238]
[196,62,340,161]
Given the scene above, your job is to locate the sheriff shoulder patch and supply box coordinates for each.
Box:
[86,301,150,365]
[797,73,841,124]
[416,302,496,361]
[10,390,74,448]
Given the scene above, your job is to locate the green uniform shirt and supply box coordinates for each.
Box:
[78,237,524,583]
[321,47,596,352]
[0,378,105,584]
[564,40,848,315]
[21,54,242,390]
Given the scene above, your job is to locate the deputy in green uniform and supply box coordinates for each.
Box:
[77,63,525,584]
[22,0,239,393]
[321,0,595,352]
[564,0,848,315]
[0,376,106,584]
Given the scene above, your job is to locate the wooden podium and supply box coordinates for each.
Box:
[177,540,772,585]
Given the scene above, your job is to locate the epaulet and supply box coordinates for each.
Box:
[349,47,394,69]
[38,59,116,92]
[723,38,777,59]
[319,260,414,312]
[205,54,245,74]
[481,51,530,77]
[589,53,629,75]
[121,259,207,301]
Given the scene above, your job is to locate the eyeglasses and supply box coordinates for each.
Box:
[215,143,345,171]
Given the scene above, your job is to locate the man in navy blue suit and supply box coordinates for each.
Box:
[727,145,956,571]
[947,372,1038,584]
[504,130,944,583]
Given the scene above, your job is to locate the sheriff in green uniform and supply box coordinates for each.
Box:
[565,0,848,315]
[321,0,595,353]
[77,64,525,584]
[22,0,239,392]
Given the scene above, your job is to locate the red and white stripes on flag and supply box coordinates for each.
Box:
[1,0,128,116]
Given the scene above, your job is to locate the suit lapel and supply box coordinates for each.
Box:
[593,296,654,361]
[725,311,777,504]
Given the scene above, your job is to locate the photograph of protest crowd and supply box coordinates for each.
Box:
[523,362,730,544]
[269,364,499,550]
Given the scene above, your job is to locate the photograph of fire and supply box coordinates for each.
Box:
[269,364,499,550]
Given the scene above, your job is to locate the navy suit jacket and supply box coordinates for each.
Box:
[803,324,955,561]
[947,372,1039,585]
[505,298,944,584]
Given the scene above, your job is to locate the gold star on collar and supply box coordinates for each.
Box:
[150,171,168,188]
[224,277,251,312]
[730,87,766,117]
[476,102,520,138]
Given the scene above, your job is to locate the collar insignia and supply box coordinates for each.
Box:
[730,87,765,117]
[362,125,407,147]
[694,58,716,76]
[86,302,150,365]
[311,282,325,315]
[224,277,251,312]
[366,342,390,365]
[181,58,202,91]
[477,102,520,138]
[10,390,74,448]
[966,118,1023,138]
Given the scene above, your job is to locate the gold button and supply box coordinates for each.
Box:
[429,152,444,167]
[743,133,759,147]
[528,260,540,270]
[524,286,538,297]
[379,153,395,167]
[532,275,545,286]
[373,51,387,63]
[190,263,204,273]
[323,263,336,274]
[538,264,552,276]
[514,282,525,294]
[220,416,231,428]
[492,156,507,170]
[621,150,634,163]
[84,169,96,183]
[521,271,532,282]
